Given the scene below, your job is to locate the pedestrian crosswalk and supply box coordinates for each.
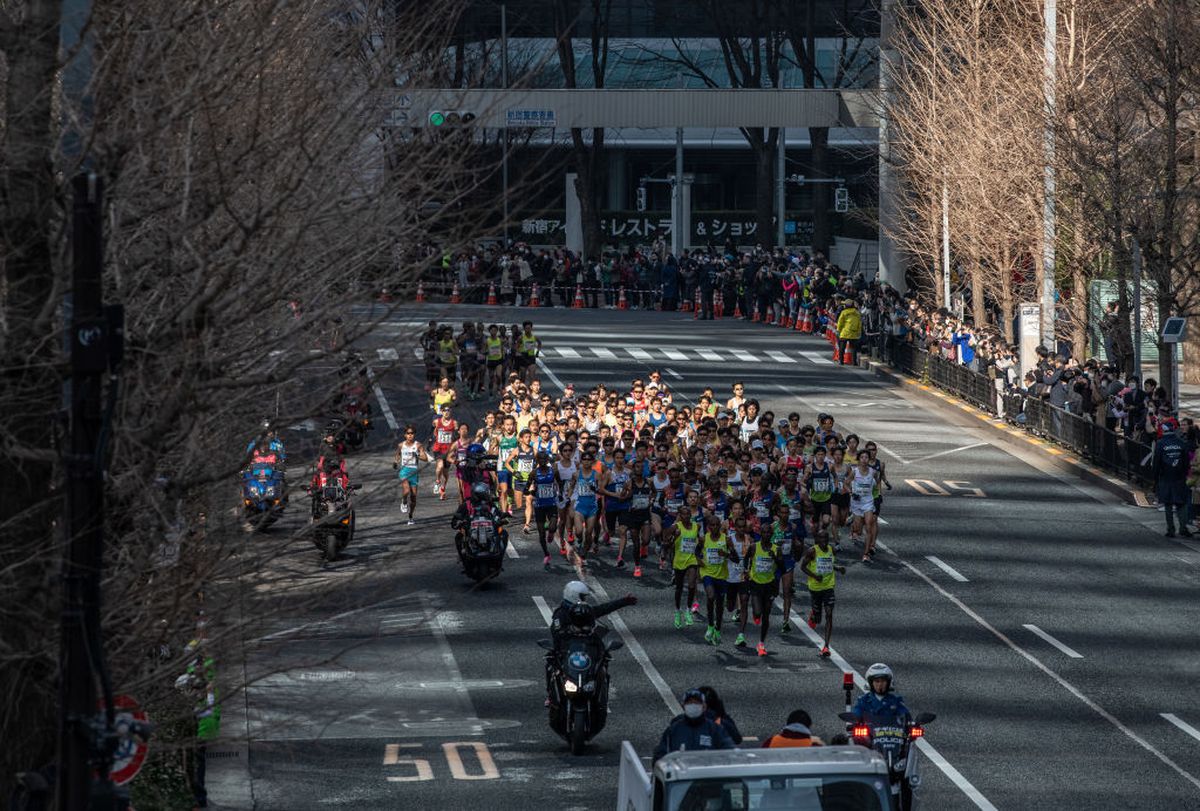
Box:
[397,344,841,366]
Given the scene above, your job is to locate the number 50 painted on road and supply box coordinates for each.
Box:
[383,741,500,782]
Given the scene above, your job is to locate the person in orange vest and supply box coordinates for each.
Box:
[761,709,825,747]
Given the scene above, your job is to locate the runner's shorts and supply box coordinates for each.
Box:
[534,505,558,523]
[702,575,726,594]
[574,501,598,519]
[398,466,419,486]
[850,497,875,518]
[810,588,835,614]
[497,470,511,485]
[673,565,698,586]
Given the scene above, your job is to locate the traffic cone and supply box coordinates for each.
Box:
[794,309,805,331]
[529,283,540,307]
[450,282,461,304]
[733,297,742,319]
[415,282,426,303]
[842,342,856,365]
[379,287,392,303]
[694,288,702,317]
[714,291,723,320]
[799,308,811,332]
[572,284,585,309]
[784,312,793,329]
[617,287,628,310]
[487,283,497,305]
[681,294,691,312]
[751,307,759,322]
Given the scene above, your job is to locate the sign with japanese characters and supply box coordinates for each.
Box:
[516,211,814,246]
[506,109,556,128]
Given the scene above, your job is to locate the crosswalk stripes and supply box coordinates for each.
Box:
[556,346,582,358]
[799,350,836,366]
[626,347,654,361]
[766,350,795,363]
[401,343,842,366]
[727,349,760,363]
[696,349,723,362]
[590,347,617,359]
[660,348,689,361]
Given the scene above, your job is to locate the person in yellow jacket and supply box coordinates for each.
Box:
[835,299,863,366]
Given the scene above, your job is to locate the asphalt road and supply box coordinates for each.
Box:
[209,302,1200,811]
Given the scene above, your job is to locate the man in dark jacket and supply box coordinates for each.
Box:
[1154,418,1192,538]
[653,689,736,763]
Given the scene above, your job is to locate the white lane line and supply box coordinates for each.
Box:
[907,442,989,465]
[555,346,581,359]
[413,347,424,360]
[1161,714,1200,743]
[774,597,997,811]
[882,542,1200,794]
[505,540,519,558]
[1022,624,1084,659]
[878,517,890,525]
[365,366,398,430]
[376,347,399,361]
[926,555,969,582]
[766,350,796,363]
[696,349,723,362]
[665,368,683,380]
[660,348,688,362]
[800,350,836,366]
[591,347,617,360]
[626,347,653,362]
[532,596,554,626]
[585,577,680,716]
[728,349,759,363]
[536,357,568,394]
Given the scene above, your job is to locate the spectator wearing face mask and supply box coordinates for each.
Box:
[652,688,736,763]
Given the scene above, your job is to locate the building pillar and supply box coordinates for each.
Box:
[564,172,583,254]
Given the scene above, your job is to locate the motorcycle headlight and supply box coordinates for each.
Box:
[264,486,277,497]
[563,680,578,693]
[340,516,350,525]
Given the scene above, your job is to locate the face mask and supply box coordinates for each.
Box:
[683,703,705,720]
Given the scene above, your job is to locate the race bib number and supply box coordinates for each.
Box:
[727,561,744,580]
[437,430,453,444]
[517,458,534,473]
[632,494,650,510]
[813,477,831,493]
[815,557,834,575]
[754,556,774,574]
[401,450,417,467]
[754,502,770,518]
[666,498,683,513]
[679,537,697,555]
[576,481,592,498]
[705,547,723,565]
[853,480,872,498]
[537,483,556,500]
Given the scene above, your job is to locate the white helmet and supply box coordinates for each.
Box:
[865,663,893,690]
[562,580,591,604]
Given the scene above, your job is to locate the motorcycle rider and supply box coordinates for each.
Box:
[246,418,286,464]
[851,663,912,727]
[545,581,637,707]
[652,689,736,763]
[451,482,508,561]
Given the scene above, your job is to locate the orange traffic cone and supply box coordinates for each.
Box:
[784,312,793,329]
[799,308,811,332]
[450,282,461,304]
[529,283,540,307]
[487,283,497,305]
[733,297,742,319]
[681,294,691,312]
[842,342,856,365]
[572,284,585,309]
[714,291,723,320]
[415,282,426,303]
[751,307,760,322]
[794,309,805,331]
[694,288,702,318]
[617,287,628,310]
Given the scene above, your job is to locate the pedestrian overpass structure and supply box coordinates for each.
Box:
[394,88,900,289]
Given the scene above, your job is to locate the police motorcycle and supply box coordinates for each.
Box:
[837,664,936,810]
[537,596,624,755]
[451,481,508,582]
[242,462,285,529]
[309,460,360,562]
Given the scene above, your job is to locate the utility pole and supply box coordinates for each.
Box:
[501,4,509,246]
[776,79,786,248]
[1132,236,1143,380]
[1041,0,1057,351]
[941,181,951,309]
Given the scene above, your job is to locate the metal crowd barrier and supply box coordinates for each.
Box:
[869,337,1155,489]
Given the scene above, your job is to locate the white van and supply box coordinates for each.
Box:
[617,742,894,811]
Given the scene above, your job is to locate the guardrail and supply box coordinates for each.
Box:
[867,337,1155,489]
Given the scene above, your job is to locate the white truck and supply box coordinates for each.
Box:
[617,741,895,811]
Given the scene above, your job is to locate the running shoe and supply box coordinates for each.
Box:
[735,633,747,648]
[691,602,700,615]
[523,525,532,535]
[704,626,714,644]
[684,611,694,627]
[782,621,793,633]
[862,554,870,563]
[439,491,447,501]
[712,629,721,646]
[674,611,683,629]
[756,642,767,657]
[559,544,568,557]
[819,646,831,658]
[753,616,761,626]
[730,609,740,623]
[400,502,408,514]
[633,565,643,578]
[406,518,415,526]
[616,557,625,569]
[806,611,817,630]
[543,555,551,571]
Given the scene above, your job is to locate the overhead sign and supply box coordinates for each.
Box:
[506,109,556,128]
[101,694,150,785]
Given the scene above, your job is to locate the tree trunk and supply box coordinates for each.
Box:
[809,126,832,258]
[570,129,605,261]
[970,261,986,328]
[1070,260,1089,362]
[754,137,775,249]
[1000,249,1015,343]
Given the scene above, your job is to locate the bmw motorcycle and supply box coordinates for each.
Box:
[310,480,360,562]
[538,633,624,755]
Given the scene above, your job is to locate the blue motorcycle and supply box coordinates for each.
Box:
[242,463,285,529]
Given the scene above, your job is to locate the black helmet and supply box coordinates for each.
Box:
[323,458,340,474]
[567,602,595,631]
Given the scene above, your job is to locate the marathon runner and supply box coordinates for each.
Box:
[393,425,430,525]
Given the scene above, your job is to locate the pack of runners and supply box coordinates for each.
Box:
[396,330,894,659]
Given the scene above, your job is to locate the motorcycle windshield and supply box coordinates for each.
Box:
[322,485,344,501]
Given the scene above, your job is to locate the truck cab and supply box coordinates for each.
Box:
[618,742,894,811]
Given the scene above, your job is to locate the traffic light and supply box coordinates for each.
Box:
[835,186,850,213]
[428,111,477,127]
[636,186,647,212]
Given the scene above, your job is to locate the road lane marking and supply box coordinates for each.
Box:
[536,357,568,394]
[555,346,581,359]
[660,348,688,361]
[414,347,424,360]
[926,556,969,582]
[880,544,1200,793]
[696,349,723,362]
[377,347,399,361]
[799,351,835,365]
[665,368,683,379]
[442,741,500,780]
[907,442,988,464]
[766,351,795,363]
[366,366,398,430]
[505,541,519,558]
[774,597,997,811]
[591,347,617,359]
[1162,714,1200,743]
[728,349,759,363]
[1022,624,1084,658]
[584,577,680,716]
[532,595,554,626]
[626,347,653,361]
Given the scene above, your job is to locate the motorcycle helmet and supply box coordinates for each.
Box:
[323,458,341,474]
[471,482,491,501]
[865,662,894,691]
[467,443,485,456]
[562,580,591,604]
[567,602,595,633]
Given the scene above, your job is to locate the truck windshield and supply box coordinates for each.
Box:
[665,775,888,811]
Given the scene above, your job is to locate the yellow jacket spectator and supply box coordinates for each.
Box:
[837,303,863,340]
